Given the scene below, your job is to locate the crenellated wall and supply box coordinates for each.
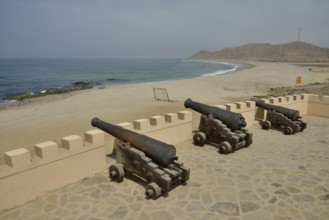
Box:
[255,94,309,121]
[1,94,328,212]
[254,94,329,120]
[104,111,193,155]
[0,130,106,211]
[215,100,256,128]
[0,110,193,211]
[305,94,329,118]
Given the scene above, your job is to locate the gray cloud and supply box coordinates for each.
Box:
[1,0,328,58]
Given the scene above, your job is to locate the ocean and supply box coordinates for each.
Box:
[0,58,239,105]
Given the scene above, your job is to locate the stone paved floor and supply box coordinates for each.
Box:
[1,115,329,220]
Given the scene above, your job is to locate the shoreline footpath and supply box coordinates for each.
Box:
[0,61,328,163]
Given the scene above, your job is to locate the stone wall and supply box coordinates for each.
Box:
[0,110,193,211]
[0,130,106,211]
[306,94,329,118]
[254,94,329,120]
[1,94,328,211]
[104,111,193,155]
[215,101,256,128]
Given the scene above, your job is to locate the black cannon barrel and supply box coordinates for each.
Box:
[252,99,300,121]
[91,117,177,167]
[184,98,247,130]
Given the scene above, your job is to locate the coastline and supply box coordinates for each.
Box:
[0,59,245,110]
[0,61,328,163]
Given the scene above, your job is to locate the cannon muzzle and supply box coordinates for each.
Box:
[184,98,246,130]
[252,99,300,121]
[91,117,177,167]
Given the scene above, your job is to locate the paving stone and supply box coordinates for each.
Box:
[268,196,277,204]
[271,182,283,187]
[209,202,239,216]
[285,185,302,193]
[273,215,292,220]
[150,210,174,220]
[44,204,57,212]
[239,190,259,200]
[199,212,216,220]
[274,189,290,197]
[292,194,316,202]
[1,209,21,219]
[318,194,329,201]
[304,212,322,220]
[240,201,260,213]
[186,201,203,212]
[46,194,58,204]
[201,191,213,205]
[108,206,128,219]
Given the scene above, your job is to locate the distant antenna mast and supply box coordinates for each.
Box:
[298,27,301,41]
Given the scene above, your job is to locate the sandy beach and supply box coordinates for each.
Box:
[1,61,329,219]
[0,61,328,162]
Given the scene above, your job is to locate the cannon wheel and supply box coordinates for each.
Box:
[261,120,271,130]
[145,182,162,200]
[299,121,307,131]
[109,164,125,182]
[218,141,232,154]
[193,132,206,147]
[283,126,293,135]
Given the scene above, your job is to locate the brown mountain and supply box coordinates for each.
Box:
[189,41,329,62]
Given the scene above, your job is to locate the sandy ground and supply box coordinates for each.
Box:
[1,61,329,163]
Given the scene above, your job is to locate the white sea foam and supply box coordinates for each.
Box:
[185,59,241,77]
[0,99,17,109]
[200,64,240,77]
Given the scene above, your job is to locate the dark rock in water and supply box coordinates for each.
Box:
[73,81,91,86]
[107,78,116,81]
[7,82,93,101]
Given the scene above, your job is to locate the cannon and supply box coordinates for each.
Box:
[91,117,190,199]
[252,99,307,134]
[184,98,252,154]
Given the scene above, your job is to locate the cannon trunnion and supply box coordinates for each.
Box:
[91,118,190,199]
[253,99,307,135]
[184,99,252,154]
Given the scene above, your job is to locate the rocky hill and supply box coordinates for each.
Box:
[190,41,329,62]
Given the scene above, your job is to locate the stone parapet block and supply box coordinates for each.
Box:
[84,130,105,147]
[260,98,270,103]
[178,111,192,122]
[4,148,31,168]
[61,135,83,152]
[224,103,237,111]
[118,122,133,130]
[245,101,256,108]
[285,95,293,102]
[165,113,178,124]
[0,128,107,211]
[304,94,329,118]
[236,102,247,110]
[304,94,329,103]
[258,94,308,116]
[133,119,151,132]
[150,116,165,128]
[35,141,58,159]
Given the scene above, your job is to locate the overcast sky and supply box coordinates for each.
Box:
[1,0,328,58]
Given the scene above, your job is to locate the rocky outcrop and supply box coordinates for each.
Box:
[190,41,329,62]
